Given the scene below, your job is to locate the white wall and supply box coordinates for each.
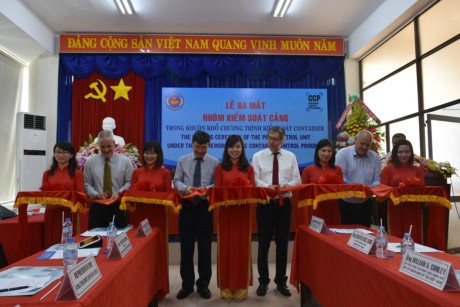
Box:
[344,60,360,99]
[0,55,59,204]
[28,55,59,172]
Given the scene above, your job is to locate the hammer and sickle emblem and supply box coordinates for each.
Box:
[84,79,107,102]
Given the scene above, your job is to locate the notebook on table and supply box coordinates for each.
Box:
[0,205,16,220]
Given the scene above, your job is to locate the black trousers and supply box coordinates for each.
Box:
[339,198,373,227]
[178,199,213,292]
[256,198,292,286]
[88,202,127,229]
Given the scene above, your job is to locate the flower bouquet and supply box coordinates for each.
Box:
[414,156,457,179]
[335,95,385,155]
[76,134,141,169]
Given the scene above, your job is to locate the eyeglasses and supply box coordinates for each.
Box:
[143,151,157,156]
[268,137,282,142]
[54,151,70,156]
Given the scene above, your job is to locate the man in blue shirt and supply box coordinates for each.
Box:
[335,130,381,227]
[173,130,218,300]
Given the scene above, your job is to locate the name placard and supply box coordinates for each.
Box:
[107,232,132,259]
[56,256,102,300]
[400,251,460,291]
[136,218,152,237]
[309,216,328,233]
[347,229,375,255]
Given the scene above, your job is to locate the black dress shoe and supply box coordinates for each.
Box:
[176,289,193,300]
[256,284,268,296]
[276,284,292,297]
[197,288,212,299]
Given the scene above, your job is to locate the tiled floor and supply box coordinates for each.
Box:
[160,263,300,307]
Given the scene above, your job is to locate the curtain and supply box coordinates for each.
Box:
[71,71,145,150]
[58,54,345,146]
[0,54,24,202]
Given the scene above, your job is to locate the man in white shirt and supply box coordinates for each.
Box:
[84,130,132,228]
[335,130,381,227]
[252,126,301,298]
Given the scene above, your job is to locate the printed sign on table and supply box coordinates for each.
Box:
[347,229,376,255]
[309,216,328,233]
[400,250,460,291]
[56,256,101,301]
[136,218,152,237]
[107,232,132,259]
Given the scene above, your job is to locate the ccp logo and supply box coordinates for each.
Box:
[308,95,321,102]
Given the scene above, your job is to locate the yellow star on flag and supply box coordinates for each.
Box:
[110,78,132,101]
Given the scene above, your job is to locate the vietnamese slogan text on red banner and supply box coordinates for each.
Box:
[60,34,344,56]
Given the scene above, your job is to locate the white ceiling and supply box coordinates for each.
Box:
[0,0,435,65]
[21,0,384,36]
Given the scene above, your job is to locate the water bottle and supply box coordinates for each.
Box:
[400,232,415,258]
[63,237,78,272]
[106,222,117,251]
[375,226,388,259]
[61,217,73,243]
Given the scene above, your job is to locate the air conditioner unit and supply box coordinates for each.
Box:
[16,112,47,192]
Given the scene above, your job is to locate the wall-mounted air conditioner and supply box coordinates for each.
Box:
[16,112,47,192]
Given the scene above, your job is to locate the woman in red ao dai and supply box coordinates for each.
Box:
[215,135,255,303]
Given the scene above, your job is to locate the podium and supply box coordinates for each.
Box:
[14,191,79,260]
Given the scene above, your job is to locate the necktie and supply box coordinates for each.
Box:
[193,158,202,187]
[104,158,112,197]
[272,152,279,185]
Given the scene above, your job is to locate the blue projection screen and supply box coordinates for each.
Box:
[161,88,328,169]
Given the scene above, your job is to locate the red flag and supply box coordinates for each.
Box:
[71,71,145,150]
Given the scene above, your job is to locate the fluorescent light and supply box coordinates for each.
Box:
[115,0,134,15]
[273,0,292,18]
[122,0,133,14]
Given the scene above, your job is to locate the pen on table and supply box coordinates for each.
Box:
[0,286,29,293]
[40,281,61,300]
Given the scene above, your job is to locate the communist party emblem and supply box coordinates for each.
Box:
[84,78,132,102]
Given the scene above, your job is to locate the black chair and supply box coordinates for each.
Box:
[0,243,8,268]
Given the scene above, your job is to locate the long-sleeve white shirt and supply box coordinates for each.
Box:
[252,148,301,199]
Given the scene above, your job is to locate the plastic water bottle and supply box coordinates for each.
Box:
[106,222,117,251]
[400,232,415,258]
[61,217,73,243]
[63,237,78,272]
[375,226,388,259]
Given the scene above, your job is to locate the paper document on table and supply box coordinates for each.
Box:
[388,242,441,253]
[0,276,50,295]
[80,225,133,237]
[329,228,373,234]
[0,267,63,296]
[38,244,100,260]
